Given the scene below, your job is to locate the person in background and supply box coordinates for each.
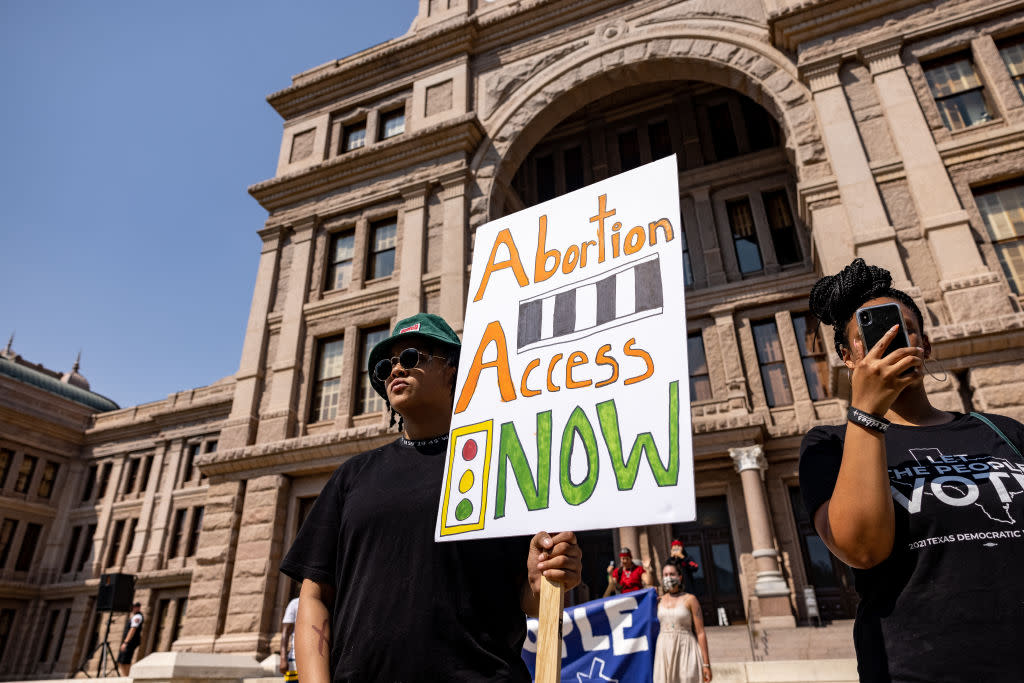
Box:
[605,547,646,595]
[666,539,700,594]
[653,563,711,683]
[116,602,144,676]
[799,258,1024,682]
[280,314,582,682]
[280,596,299,682]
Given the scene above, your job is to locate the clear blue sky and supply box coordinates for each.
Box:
[1,1,412,408]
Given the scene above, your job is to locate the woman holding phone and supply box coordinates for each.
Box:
[799,258,1024,682]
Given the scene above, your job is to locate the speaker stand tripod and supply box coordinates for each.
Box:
[76,610,118,678]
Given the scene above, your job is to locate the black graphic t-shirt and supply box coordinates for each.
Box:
[800,412,1024,683]
[280,438,531,682]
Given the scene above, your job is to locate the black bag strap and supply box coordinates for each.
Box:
[970,412,1023,459]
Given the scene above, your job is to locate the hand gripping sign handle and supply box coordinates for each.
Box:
[535,577,565,683]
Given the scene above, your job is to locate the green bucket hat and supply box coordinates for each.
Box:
[368,313,462,399]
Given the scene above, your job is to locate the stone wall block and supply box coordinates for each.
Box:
[692,39,715,58]
[647,38,673,57]
[711,42,739,64]
[971,364,1024,387]
[624,43,647,62]
[749,57,776,81]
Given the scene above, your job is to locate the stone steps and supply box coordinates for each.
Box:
[705,621,856,662]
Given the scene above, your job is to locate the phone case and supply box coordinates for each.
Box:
[856,302,910,356]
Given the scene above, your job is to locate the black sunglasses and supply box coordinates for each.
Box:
[373,348,447,382]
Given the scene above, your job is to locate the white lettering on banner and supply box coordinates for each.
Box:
[604,596,648,655]
[573,605,611,652]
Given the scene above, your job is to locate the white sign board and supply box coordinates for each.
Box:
[435,156,695,541]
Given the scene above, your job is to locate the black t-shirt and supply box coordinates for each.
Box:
[799,412,1024,683]
[280,438,531,683]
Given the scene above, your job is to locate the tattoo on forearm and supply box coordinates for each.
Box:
[312,619,329,656]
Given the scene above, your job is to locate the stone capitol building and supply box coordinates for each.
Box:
[2,0,1023,677]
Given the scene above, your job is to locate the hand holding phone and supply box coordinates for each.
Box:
[856,303,909,357]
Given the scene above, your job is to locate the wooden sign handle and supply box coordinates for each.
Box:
[534,577,565,683]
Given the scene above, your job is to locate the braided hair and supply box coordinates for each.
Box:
[808,258,924,357]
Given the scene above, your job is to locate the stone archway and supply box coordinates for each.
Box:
[471,30,827,224]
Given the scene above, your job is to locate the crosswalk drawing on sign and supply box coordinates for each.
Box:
[439,420,494,536]
[517,253,663,353]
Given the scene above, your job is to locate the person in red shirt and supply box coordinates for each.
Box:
[607,547,646,593]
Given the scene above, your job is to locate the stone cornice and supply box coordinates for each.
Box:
[769,0,924,52]
[248,115,485,213]
[196,422,396,477]
[84,386,233,445]
[687,270,820,319]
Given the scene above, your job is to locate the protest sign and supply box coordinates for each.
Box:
[435,155,695,541]
[522,588,660,682]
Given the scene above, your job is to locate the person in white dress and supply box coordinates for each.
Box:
[653,563,712,683]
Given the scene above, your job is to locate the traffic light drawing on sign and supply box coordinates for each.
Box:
[439,420,494,536]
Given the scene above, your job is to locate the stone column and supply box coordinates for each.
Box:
[397,183,429,318]
[690,186,727,286]
[175,479,245,653]
[729,445,795,628]
[220,226,285,450]
[142,439,181,571]
[439,173,468,333]
[123,441,168,573]
[259,217,317,442]
[862,40,1012,320]
[805,59,906,281]
[215,474,290,657]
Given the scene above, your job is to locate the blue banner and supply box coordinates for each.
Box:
[522,588,659,682]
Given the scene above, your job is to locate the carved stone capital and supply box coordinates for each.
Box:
[860,39,904,76]
[729,444,766,474]
[804,59,841,93]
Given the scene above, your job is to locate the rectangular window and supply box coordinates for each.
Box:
[77,523,96,573]
[763,189,801,265]
[752,319,793,406]
[0,448,12,489]
[15,522,41,571]
[14,454,37,493]
[367,218,397,280]
[171,597,188,645]
[182,444,200,485]
[139,455,154,491]
[186,506,204,557]
[380,108,406,139]
[62,526,83,574]
[39,608,61,662]
[0,608,15,663]
[1000,38,1024,99]
[618,128,642,172]
[688,333,712,401]
[96,462,112,499]
[327,230,355,290]
[727,198,763,274]
[0,519,17,568]
[741,97,779,152]
[168,509,187,559]
[37,461,60,499]
[708,102,739,160]
[535,153,556,202]
[123,457,140,494]
[311,337,345,423]
[81,464,97,502]
[343,121,366,152]
[563,146,585,193]
[681,225,694,286]
[793,313,831,400]
[106,519,126,568]
[924,54,992,130]
[975,182,1024,295]
[357,327,389,415]
[648,120,673,161]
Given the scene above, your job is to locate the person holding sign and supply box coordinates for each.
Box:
[280,313,582,683]
[799,259,1024,683]
[654,563,711,683]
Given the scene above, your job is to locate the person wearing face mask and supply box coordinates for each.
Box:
[654,564,711,683]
